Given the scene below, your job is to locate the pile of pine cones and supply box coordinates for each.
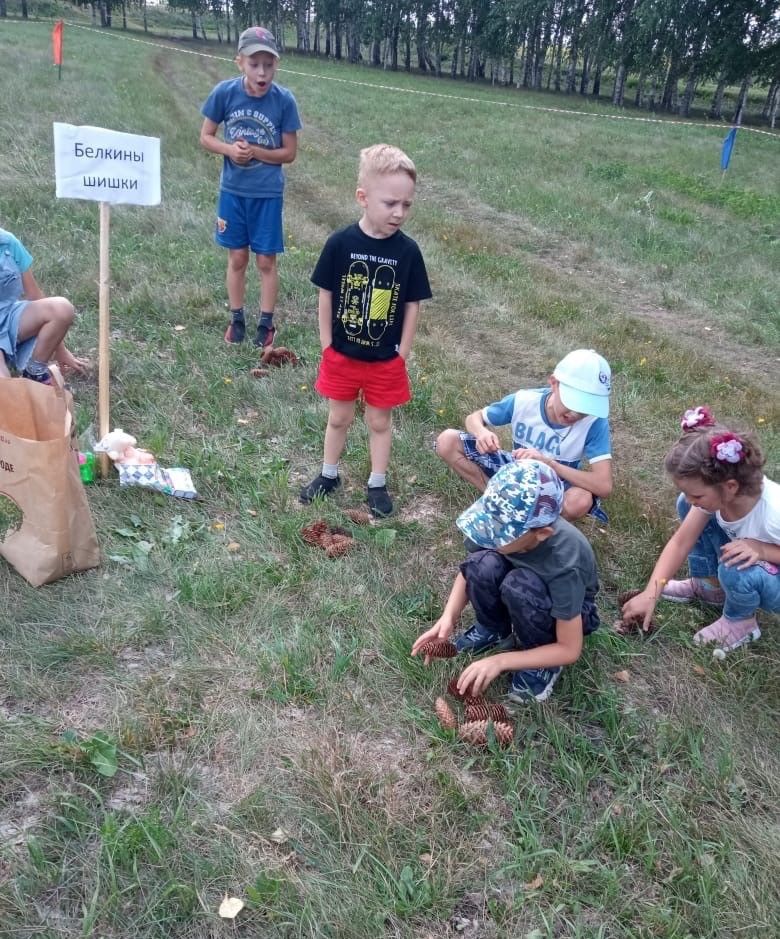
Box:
[435,676,514,748]
[300,520,354,558]
[250,346,300,379]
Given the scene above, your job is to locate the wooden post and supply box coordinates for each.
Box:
[98,201,111,477]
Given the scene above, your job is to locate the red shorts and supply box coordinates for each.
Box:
[315,346,411,409]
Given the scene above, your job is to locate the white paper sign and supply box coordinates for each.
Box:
[53,123,161,206]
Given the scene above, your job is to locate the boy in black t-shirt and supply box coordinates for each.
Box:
[411,460,600,703]
[300,144,432,517]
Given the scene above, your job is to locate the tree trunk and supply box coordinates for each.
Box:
[371,38,381,66]
[522,28,535,88]
[633,70,644,107]
[679,67,697,117]
[191,10,197,40]
[579,50,590,95]
[661,55,680,112]
[612,62,627,106]
[121,0,126,29]
[769,84,779,129]
[708,73,727,119]
[142,0,147,33]
[591,63,602,97]
[763,81,779,127]
[733,74,751,125]
[91,2,96,26]
[552,21,564,91]
[20,0,27,17]
[390,25,400,71]
[566,36,578,94]
[536,16,552,90]
[297,0,309,52]
[0,0,6,18]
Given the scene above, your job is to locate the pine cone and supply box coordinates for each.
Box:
[458,720,514,748]
[329,533,353,546]
[344,508,372,526]
[434,697,457,730]
[614,588,658,635]
[418,640,458,659]
[301,520,329,546]
[250,367,270,379]
[447,676,481,703]
[464,701,510,723]
[325,539,352,558]
[260,346,299,367]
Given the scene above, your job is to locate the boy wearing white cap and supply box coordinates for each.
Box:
[435,349,613,522]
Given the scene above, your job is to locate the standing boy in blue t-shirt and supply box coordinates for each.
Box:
[435,349,613,522]
[200,27,302,349]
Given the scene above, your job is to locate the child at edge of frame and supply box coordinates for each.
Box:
[434,349,613,523]
[299,143,433,518]
[199,25,302,349]
[411,459,601,703]
[621,406,780,654]
[0,226,88,384]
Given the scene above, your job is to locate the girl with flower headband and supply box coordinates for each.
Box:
[622,407,780,652]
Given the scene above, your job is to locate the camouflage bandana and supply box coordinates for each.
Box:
[456,459,564,549]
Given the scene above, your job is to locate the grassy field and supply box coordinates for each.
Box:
[1,20,779,939]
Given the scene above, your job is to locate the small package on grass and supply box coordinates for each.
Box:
[95,429,198,500]
[0,367,100,586]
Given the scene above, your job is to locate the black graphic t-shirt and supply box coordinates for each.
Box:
[311,223,432,362]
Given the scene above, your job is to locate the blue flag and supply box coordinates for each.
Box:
[721,127,738,172]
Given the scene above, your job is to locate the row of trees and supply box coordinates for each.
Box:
[7,1,777,125]
[186,0,780,125]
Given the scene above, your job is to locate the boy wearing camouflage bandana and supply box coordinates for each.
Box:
[411,460,600,702]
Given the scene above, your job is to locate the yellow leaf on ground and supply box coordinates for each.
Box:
[613,670,631,683]
[524,873,544,890]
[227,542,241,552]
[218,896,244,919]
[211,521,224,531]
[270,827,290,844]
[692,664,706,676]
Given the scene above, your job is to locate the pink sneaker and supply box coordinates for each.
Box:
[694,615,761,653]
[661,578,725,605]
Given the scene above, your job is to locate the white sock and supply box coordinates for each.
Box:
[321,463,339,479]
[368,472,386,488]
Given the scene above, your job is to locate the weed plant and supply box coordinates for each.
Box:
[0,23,778,939]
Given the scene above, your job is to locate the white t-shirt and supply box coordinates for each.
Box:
[716,477,780,543]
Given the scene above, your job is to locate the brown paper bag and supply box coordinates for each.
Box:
[0,368,100,585]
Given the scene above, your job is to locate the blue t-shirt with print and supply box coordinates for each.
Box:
[0,229,33,307]
[201,78,302,198]
[483,387,611,469]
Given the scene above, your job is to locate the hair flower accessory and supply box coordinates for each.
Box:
[710,432,745,464]
[681,406,715,430]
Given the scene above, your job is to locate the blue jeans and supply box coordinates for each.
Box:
[677,494,780,619]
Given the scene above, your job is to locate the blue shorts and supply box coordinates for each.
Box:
[0,299,34,371]
[215,192,284,255]
[456,432,609,524]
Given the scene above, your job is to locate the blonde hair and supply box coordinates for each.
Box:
[358,144,417,187]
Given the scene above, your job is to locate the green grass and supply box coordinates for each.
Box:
[1,21,779,939]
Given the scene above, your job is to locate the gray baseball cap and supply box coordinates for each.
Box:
[237,26,279,58]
